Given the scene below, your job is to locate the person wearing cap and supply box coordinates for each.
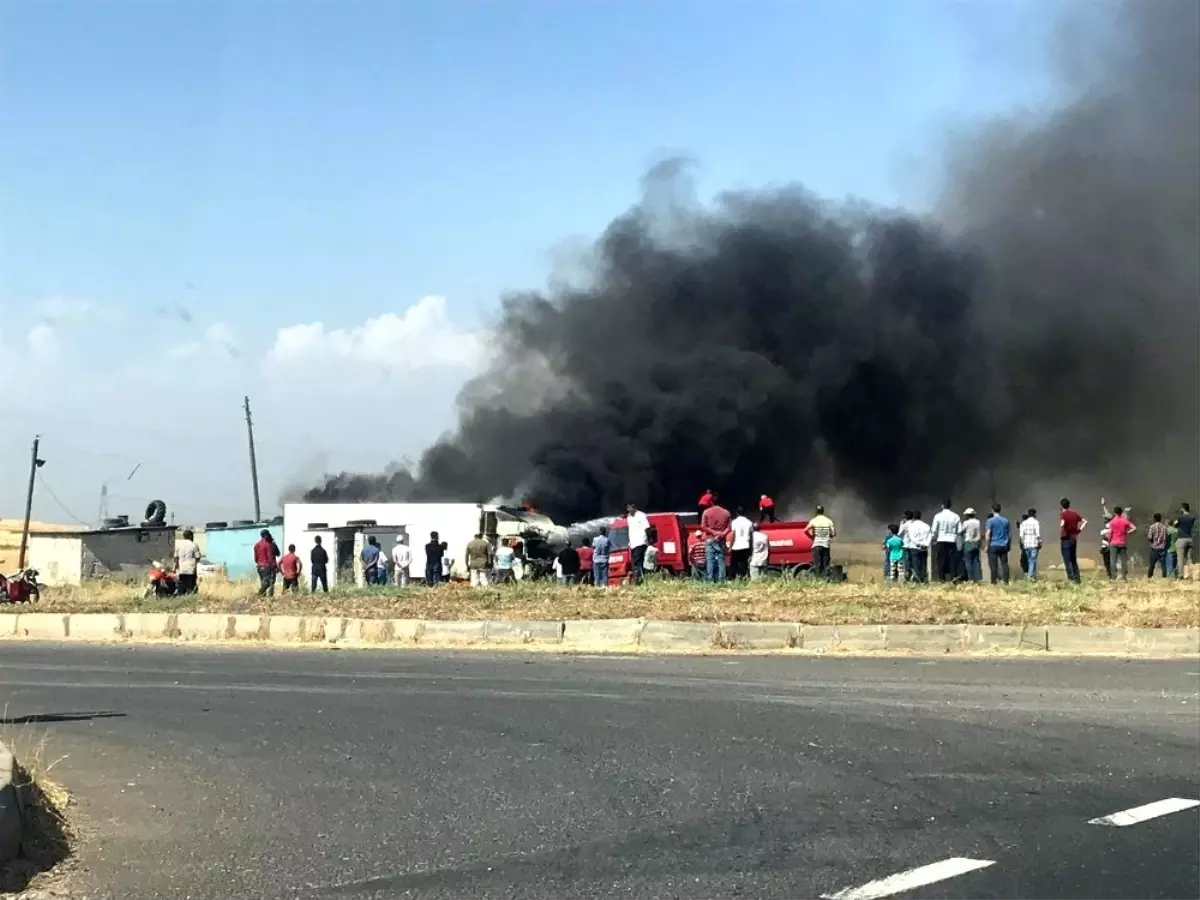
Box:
[959,507,983,582]
[391,535,412,586]
[758,494,777,523]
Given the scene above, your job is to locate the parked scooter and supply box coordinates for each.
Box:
[145,561,177,598]
[0,568,41,604]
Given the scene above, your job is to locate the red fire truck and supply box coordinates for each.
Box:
[604,511,814,583]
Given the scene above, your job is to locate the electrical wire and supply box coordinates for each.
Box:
[35,473,92,527]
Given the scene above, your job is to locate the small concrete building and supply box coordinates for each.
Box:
[202,521,283,579]
[27,524,177,587]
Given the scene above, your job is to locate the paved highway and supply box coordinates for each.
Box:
[0,644,1196,899]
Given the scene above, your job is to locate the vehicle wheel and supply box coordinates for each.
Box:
[786,564,810,580]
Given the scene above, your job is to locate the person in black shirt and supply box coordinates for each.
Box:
[425,531,446,585]
[310,536,329,593]
[557,543,581,584]
[1174,502,1195,579]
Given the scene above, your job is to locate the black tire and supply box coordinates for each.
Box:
[232,519,255,527]
[346,519,378,527]
[786,563,810,580]
[306,522,329,529]
[144,500,167,525]
[205,521,228,529]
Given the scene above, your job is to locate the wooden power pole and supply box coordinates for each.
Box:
[18,436,45,570]
[243,396,262,522]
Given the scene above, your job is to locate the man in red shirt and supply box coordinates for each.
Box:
[1106,506,1136,581]
[700,493,732,582]
[759,494,776,523]
[698,489,714,517]
[279,544,303,592]
[253,530,280,597]
[1058,498,1087,584]
[577,542,594,585]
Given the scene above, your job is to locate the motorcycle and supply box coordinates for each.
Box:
[145,562,178,598]
[0,568,41,604]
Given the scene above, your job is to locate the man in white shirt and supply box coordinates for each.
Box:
[905,511,932,583]
[931,500,962,583]
[750,528,770,581]
[494,540,516,583]
[898,511,914,581]
[1019,508,1042,581]
[730,507,754,579]
[391,537,412,587]
[625,503,652,584]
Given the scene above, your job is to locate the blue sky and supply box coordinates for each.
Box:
[0,0,1055,524]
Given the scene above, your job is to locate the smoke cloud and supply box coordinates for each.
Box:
[307,0,1198,523]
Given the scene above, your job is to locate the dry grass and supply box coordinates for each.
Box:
[29,556,1200,629]
[0,725,72,896]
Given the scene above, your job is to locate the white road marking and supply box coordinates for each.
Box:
[820,858,995,900]
[1088,797,1200,827]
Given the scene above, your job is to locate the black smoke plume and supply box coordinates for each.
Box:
[307,0,1198,523]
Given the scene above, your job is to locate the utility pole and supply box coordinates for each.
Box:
[97,482,109,527]
[18,436,46,570]
[243,396,262,522]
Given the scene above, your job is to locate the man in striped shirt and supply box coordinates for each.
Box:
[1146,513,1169,577]
[1018,509,1042,581]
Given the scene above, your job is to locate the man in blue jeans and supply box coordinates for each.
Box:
[700,493,732,582]
[986,503,1012,584]
[1058,498,1086,584]
[591,527,612,587]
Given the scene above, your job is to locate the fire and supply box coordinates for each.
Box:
[521,502,539,514]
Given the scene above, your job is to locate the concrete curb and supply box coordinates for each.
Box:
[0,742,22,866]
[0,614,1196,657]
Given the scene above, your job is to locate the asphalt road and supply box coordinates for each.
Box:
[0,645,1196,900]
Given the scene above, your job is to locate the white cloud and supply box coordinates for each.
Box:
[268,295,484,371]
[26,322,59,357]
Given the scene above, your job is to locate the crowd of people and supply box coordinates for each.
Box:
[880,498,1195,584]
[231,495,1195,597]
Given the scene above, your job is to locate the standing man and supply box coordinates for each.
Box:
[899,511,915,582]
[985,504,1011,584]
[1165,519,1179,577]
[1174,502,1195,579]
[493,539,516,583]
[758,494,777,523]
[750,527,770,580]
[556,542,581,585]
[1146,513,1169,577]
[309,535,329,593]
[253,529,280,597]
[392,537,411,586]
[625,503,651,584]
[805,505,837,579]
[1019,508,1042,581]
[1107,506,1136,580]
[905,511,931,583]
[591,526,612,587]
[1058,498,1086,584]
[279,544,302,592]
[465,533,492,587]
[730,506,754,579]
[698,489,715,518]
[424,531,444,585]
[700,492,732,583]
[577,539,594,585]
[360,536,383,586]
[931,500,962,583]
[688,529,708,579]
[960,507,982,582]
[174,528,202,595]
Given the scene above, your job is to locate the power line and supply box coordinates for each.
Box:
[35,473,91,527]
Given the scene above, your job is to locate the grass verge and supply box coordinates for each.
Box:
[0,729,71,896]
[23,573,1200,629]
